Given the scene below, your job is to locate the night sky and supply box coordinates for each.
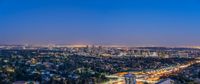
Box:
[1,0,200,46]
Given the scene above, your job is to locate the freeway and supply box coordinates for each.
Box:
[103,60,200,84]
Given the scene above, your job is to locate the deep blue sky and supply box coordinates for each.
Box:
[1,0,200,46]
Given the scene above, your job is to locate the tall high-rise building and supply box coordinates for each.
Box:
[124,73,136,84]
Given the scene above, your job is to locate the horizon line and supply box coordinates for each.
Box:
[1,43,200,48]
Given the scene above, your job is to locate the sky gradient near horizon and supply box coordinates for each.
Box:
[1,0,200,46]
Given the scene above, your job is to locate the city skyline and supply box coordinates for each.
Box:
[1,0,200,46]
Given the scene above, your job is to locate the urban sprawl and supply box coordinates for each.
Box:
[0,45,200,84]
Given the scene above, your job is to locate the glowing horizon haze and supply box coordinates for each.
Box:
[1,0,200,46]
